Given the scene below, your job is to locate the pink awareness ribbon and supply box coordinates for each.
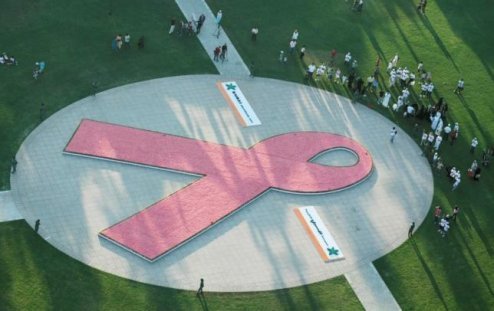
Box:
[65,119,373,261]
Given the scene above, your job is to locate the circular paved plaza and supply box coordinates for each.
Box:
[11,75,433,292]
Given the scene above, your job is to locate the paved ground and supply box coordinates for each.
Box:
[0,191,23,222]
[11,75,433,293]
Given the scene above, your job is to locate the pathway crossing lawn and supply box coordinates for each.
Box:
[208,0,494,309]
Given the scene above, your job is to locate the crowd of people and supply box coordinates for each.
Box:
[280,26,492,240]
[433,205,459,238]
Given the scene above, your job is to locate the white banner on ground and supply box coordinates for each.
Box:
[294,206,345,262]
[217,81,261,127]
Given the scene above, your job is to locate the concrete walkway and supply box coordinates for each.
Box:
[175,0,251,77]
[0,191,23,222]
[346,263,402,311]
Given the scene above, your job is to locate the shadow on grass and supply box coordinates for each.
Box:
[462,204,494,256]
[420,16,459,72]
[457,95,493,144]
[435,0,494,80]
[197,294,209,311]
[454,229,494,296]
[410,239,449,310]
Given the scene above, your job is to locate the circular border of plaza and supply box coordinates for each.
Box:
[11,75,433,292]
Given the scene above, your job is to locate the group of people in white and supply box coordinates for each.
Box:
[296,38,488,194]
[0,52,17,66]
[305,50,362,86]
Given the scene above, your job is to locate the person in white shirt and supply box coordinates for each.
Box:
[335,68,341,83]
[391,53,399,67]
[420,82,428,97]
[470,137,479,153]
[291,29,299,41]
[390,127,398,143]
[307,63,316,79]
[289,40,297,54]
[417,61,424,73]
[427,82,434,99]
[453,122,460,133]
[452,177,461,191]
[389,69,397,87]
[443,123,451,139]
[299,45,306,59]
[251,27,259,41]
[215,10,223,26]
[315,64,326,80]
[454,78,464,95]
[387,61,393,72]
[420,130,428,145]
[344,52,352,66]
[434,135,443,151]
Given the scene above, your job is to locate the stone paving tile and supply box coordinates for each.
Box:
[11,75,433,292]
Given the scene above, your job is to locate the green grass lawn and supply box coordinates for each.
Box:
[1,0,494,309]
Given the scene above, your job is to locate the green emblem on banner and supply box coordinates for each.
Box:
[328,247,339,256]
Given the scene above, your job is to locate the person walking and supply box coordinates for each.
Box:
[356,0,364,12]
[417,0,427,14]
[215,10,223,27]
[11,156,17,174]
[408,222,415,238]
[196,14,206,34]
[197,278,204,296]
[452,177,461,191]
[433,135,443,151]
[344,52,352,66]
[291,29,299,41]
[213,46,221,62]
[470,137,479,154]
[251,27,258,41]
[452,206,460,222]
[422,0,427,15]
[116,34,123,50]
[124,33,131,48]
[299,45,306,60]
[39,102,46,121]
[278,50,284,62]
[306,63,316,79]
[169,18,176,35]
[454,78,464,95]
[220,43,228,63]
[420,130,428,145]
[289,40,297,54]
[390,127,398,143]
[433,206,442,224]
[35,219,41,233]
